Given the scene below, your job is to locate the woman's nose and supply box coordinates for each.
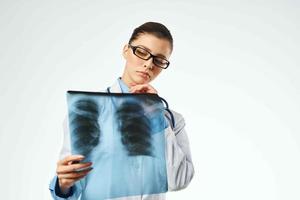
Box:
[144,57,154,70]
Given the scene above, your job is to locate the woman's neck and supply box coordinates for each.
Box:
[120,75,135,88]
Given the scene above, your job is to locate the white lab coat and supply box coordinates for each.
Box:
[49,79,194,200]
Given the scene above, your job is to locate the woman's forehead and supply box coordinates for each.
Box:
[131,33,172,58]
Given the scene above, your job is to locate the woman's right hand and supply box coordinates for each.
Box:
[56,155,93,194]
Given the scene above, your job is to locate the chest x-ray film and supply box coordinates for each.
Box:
[66,91,169,200]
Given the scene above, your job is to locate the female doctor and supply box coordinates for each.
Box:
[49,21,194,199]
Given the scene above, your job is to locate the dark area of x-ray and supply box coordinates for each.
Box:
[70,99,100,158]
[116,100,153,156]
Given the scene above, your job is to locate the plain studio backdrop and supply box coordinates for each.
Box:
[0,0,299,199]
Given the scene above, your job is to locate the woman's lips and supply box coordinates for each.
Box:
[137,71,150,79]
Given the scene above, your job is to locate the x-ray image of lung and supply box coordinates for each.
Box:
[67,91,168,200]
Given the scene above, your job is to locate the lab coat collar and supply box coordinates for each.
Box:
[109,78,123,93]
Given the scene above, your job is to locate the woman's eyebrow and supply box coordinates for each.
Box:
[138,45,167,59]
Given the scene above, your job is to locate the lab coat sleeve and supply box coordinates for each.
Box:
[48,114,84,199]
[165,110,195,191]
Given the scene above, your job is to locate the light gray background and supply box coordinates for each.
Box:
[0,0,299,199]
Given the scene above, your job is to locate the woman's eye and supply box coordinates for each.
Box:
[136,49,148,56]
[155,59,165,65]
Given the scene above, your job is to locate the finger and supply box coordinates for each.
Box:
[130,88,140,93]
[140,84,157,93]
[148,88,157,94]
[57,162,92,174]
[128,82,137,87]
[61,174,88,185]
[132,86,156,94]
[57,162,93,174]
[130,84,146,90]
[58,176,85,188]
[130,85,148,93]
[58,167,93,179]
[129,86,138,92]
[58,155,85,166]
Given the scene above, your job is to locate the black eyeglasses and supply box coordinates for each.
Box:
[128,44,170,69]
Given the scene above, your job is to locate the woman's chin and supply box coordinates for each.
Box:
[134,76,150,84]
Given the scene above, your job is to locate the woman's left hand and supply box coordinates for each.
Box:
[129,84,158,94]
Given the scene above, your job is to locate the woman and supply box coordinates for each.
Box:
[49,21,194,200]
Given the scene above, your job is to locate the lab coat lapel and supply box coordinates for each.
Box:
[109,79,122,93]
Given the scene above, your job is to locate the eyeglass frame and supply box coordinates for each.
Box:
[128,43,170,69]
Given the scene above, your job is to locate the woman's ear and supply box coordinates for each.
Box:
[122,44,129,59]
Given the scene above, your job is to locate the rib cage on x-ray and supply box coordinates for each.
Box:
[70,98,156,158]
[69,99,100,159]
[67,91,168,200]
[116,101,153,156]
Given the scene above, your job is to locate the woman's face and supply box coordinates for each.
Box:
[122,33,172,86]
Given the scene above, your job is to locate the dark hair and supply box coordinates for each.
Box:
[128,22,173,52]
